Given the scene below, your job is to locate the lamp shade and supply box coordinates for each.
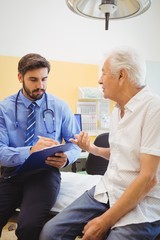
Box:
[66,0,152,30]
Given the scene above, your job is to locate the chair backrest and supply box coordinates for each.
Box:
[85,132,109,175]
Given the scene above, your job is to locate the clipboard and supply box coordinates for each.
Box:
[15,143,73,174]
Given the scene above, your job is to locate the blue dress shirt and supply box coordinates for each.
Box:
[0,90,81,167]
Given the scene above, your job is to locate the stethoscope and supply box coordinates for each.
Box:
[15,90,56,134]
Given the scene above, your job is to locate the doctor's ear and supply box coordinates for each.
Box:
[18,73,23,83]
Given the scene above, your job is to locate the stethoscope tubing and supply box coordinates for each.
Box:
[15,90,56,134]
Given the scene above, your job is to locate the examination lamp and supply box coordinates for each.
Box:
[66,0,152,30]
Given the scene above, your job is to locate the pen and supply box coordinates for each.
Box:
[37,135,43,139]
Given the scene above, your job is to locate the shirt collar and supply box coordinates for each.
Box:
[125,86,149,112]
[115,86,149,113]
[19,90,45,108]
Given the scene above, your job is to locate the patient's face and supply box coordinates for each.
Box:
[99,58,119,102]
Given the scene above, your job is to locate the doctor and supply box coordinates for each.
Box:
[0,53,81,240]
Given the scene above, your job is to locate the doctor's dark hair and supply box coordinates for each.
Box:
[18,53,51,76]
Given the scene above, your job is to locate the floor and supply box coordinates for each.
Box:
[1,222,17,240]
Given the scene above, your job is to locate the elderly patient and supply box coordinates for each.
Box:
[40,46,160,240]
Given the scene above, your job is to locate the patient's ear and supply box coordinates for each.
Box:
[118,69,127,85]
[119,70,122,80]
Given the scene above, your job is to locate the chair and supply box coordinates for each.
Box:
[85,132,109,175]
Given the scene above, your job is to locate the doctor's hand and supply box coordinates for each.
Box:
[30,136,59,154]
[69,131,91,152]
[45,152,68,168]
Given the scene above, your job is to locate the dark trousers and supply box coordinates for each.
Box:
[0,168,61,240]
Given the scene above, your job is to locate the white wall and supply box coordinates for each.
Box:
[0,0,160,92]
[146,61,160,95]
[0,0,159,63]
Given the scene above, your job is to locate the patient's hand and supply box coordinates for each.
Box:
[82,215,108,240]
[69,131,91,152]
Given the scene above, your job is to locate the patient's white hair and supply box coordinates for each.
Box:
[108,46,146,87]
